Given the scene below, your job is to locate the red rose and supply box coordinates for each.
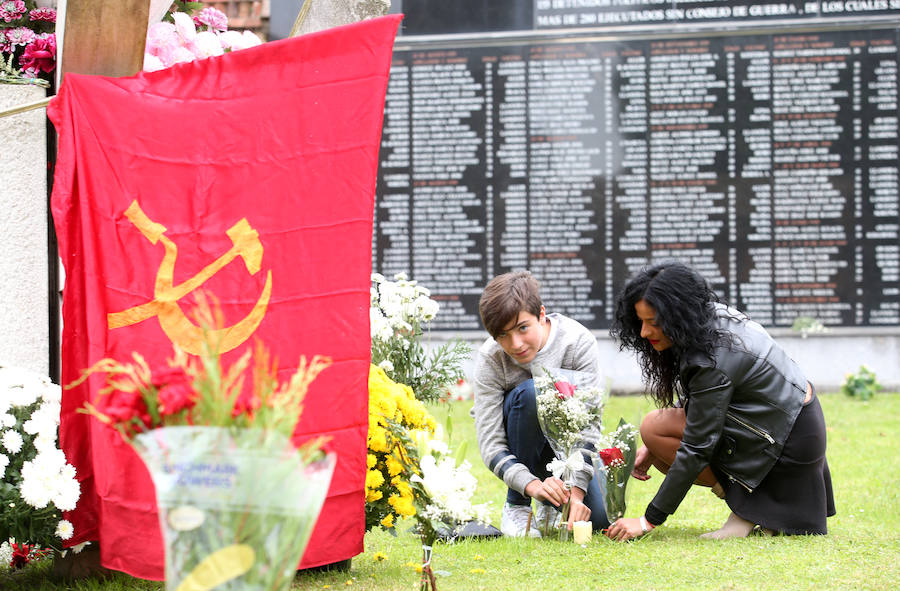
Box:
[554,380,577,399]
[153,367,196,416]
[599,447,625,467]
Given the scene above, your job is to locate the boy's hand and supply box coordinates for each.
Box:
[524,476,569,507]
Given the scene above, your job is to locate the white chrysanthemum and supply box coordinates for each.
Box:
[0,541,12,565]
[41,382,62,404]
[377,359,394,374]
[369,308,394,342]
[19,449,81,511]
[56,519,75,540]
[33,433,58,454]
[1,430,23,454]
[0,413,16,428]
[1,366,46,408]
[413,455,491,525]
[0,453,8,478]
[24,401,60,437]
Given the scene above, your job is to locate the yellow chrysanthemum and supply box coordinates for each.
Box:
[366,489,383,502]
[388,492,416,517]
[365,469,385,491]
[380,513,394,528]
[385,454,404,477]
[368,425,389,453]
[366,453,377,469]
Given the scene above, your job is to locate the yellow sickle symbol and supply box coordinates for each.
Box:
[107,201,273,355]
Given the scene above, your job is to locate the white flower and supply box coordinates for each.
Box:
[0,541,11,565]
[412,454,492,525]
[0,453,8,478]
[192,30,224,59]
[18,450,81,511]
[377,359,394,374]
[56,520,74,540]
[1,430,23,454]
[0,413,16,428]
[172,11,197,42]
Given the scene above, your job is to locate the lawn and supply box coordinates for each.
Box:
[2,392,898,590]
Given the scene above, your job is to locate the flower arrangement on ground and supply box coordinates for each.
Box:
[0,365,80,568]
[0,0,56,86]
[143,5,262,72]
[408,430,491,591]
[365,364,437,533]
[533,367,605,540]
[370,272,470,402]
[591,418,638,523]
[71,301,335,591]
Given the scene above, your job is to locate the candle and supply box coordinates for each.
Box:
[572,520,591,544]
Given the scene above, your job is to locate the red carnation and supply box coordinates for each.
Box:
[599,447,625,467]
[153,366,196,416]
[554,380,577,400]
[19,33,55,73]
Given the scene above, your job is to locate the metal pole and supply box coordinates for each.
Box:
[0,96,52,119]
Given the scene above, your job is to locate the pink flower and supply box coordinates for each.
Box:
[554,380,577,400]
[28,7,55,22]
[0,0,26,23]
[194,7,228,32]
[5,26,35,46]
[19,33,55,73]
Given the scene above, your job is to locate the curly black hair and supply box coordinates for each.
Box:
[610,262,723,408]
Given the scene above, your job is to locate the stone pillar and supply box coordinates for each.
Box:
[0,84,50,375]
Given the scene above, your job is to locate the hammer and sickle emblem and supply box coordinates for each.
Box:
[107,201,273,355]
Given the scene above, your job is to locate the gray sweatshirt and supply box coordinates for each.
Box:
[472,313,603,496]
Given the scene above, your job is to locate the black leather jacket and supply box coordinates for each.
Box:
[646,306,809,525]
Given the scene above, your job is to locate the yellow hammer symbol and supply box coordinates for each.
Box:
[107,201,273,355]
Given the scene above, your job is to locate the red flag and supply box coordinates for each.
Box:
[48,15,401,578]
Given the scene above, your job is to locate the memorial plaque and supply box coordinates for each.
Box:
[374,25,900,331]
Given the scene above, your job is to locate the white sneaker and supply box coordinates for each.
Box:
[534,503,562,532]
[500,503,541,538]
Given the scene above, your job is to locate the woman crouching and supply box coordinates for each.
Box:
[605,262,835,541]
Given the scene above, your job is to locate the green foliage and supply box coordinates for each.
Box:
[7,392,900,590]
[790,316,828,338]
[163,1,206,22]
[841,365,882,401]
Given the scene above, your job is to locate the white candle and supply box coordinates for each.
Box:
[573,520,591,544]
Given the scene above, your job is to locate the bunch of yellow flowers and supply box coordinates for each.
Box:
[366,364,437,532]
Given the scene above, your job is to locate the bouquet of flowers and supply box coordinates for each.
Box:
[0,365,81,566]
[71,302,335,591]
[533,367,605,540]
[591,418,639,524]
[0,0,56,86]
[143,5,262,72]
[408,431,492,591]
[370,273,470,402]
[365,364,437,533]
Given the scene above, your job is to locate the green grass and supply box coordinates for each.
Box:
[3,392,898,590]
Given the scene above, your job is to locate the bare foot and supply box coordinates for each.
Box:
[699,512,755,539]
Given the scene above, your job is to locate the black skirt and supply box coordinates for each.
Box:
[713,392,836,535]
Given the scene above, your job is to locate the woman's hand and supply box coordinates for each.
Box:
[524,476,569,507]
[605,517,647,542]
[632,445,653,481]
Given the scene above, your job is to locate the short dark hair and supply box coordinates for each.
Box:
[479,271,543,338]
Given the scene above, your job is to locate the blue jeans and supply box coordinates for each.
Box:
[503,379,610,530]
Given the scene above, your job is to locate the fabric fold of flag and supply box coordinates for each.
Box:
[48,14,402,578]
